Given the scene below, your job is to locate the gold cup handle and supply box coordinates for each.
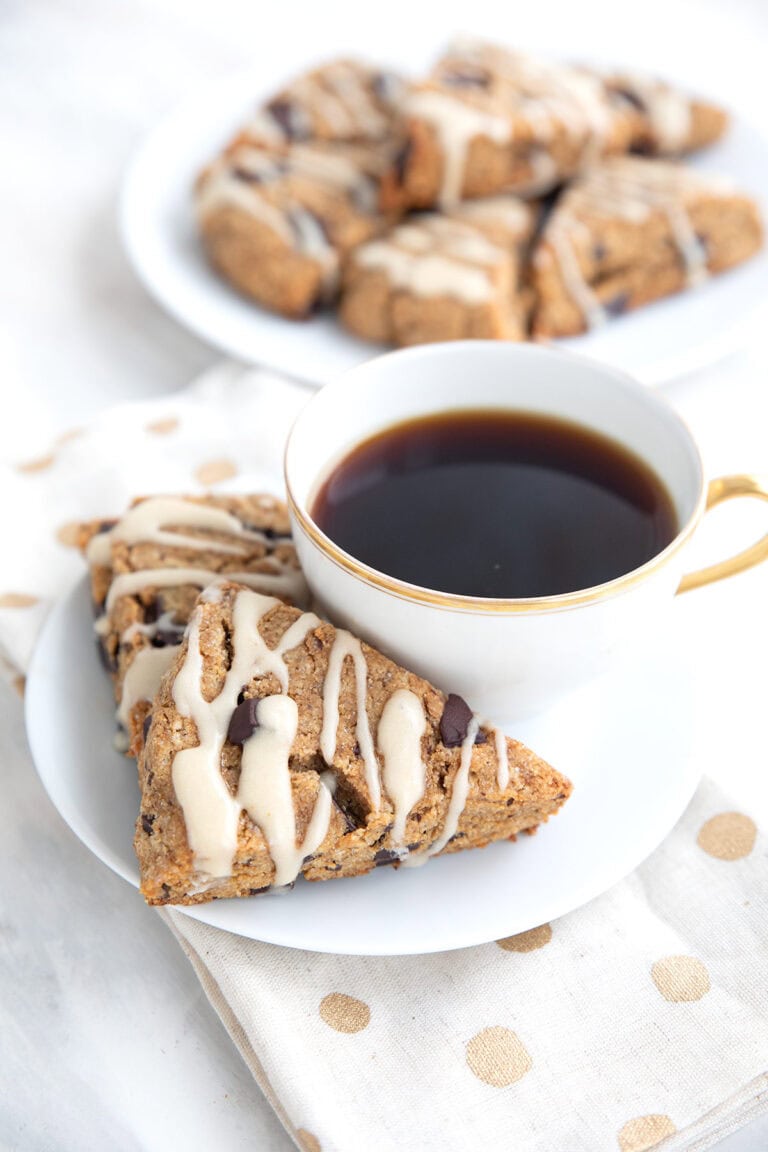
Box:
[677,474,768,594]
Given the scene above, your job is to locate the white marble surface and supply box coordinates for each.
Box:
[2,1,768,1149]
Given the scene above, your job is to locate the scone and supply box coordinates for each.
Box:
[240,57,406,146]
[340,195,537,346]
[195,139,396,317]
[530,156,763,337]
[80,495,307,756]
[601,72,728,156]
[136,581,572,904]
[381,38,636,210]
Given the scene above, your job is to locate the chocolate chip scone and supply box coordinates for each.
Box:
[601,72,728,156]
[240,58,405,147]
[530,156,763,338]
[340,195,537,346]
[381,39,635,211]
[136,581,572,905]
[196,138,397,317]
[81,495,307,757]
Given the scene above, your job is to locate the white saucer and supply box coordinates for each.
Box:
[119,70,768,387]
[26,577,702,955]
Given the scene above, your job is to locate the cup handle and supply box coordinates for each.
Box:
[677,474,768,594]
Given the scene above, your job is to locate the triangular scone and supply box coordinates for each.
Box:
[79,495,307,757]
[531,156,763,338]
[239,58,406,147]
[340,196,536,346]
[136,581,572,905]
[381,39,635,211]
[600,72,728,156]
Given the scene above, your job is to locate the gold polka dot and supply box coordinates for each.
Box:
[465,1026,531,1087]
[618,1114,676,1151]
[56,521,82,548]
[0,593,39,609]
[497,923,552,952]
[296,1130,321,1152]
[16,453,55,474]
[194,458,238,487]
[56,427,83,445]
[697,812,756,861]
[146,417,179,436]
[319,993,370,1034]
[13,675,25,698]
[651,956,710,1002]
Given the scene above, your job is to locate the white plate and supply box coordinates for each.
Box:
[26,577,701,955]
[120,71,768,387]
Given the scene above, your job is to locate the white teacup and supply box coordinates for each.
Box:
[285,342,768,722]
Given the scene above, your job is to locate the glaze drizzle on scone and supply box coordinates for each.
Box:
[135,581,572,904]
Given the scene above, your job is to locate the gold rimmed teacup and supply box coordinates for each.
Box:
[285,342,768,721]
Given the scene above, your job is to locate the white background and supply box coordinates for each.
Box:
[2,1,767,1149]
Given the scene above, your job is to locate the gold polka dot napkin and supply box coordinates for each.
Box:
[6,363,767,1152]
[165,776,767,1152]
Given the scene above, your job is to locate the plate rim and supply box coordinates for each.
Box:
[25,575,703,956]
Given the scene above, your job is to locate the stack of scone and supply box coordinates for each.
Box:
[195,39,763,345]
[80,496,572,906]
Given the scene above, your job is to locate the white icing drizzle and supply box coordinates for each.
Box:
[104,566,307,616]
[354,216,507,304]
[96,497,282,559]
[117,645,177,729]
[404,714,481,867]
[171,589,325,882]
[453,194,532,234]
[547,225,607,328]
[196,165,295,243]
[377,689,427,847]
[405,89,510,206]
[493,727,510,791]
[320,630,381,809]
[617,74,692,152]
[238,695,332,887]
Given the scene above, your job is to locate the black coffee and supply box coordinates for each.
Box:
[312,410,677,599]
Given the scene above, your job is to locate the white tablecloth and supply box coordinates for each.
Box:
[2,2,767,1149]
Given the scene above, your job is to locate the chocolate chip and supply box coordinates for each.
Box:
[267,98,306,140]
[96,519,116,535]
[372,70,401,103]
[440,693,473,747]
[227,697,260,745]
[474,729,488,745]
[142,713,153,742]
[592,241,607,262]
[612,85,646,113]
[236,688,246,706]
[695,231,710,256]
[248,886,269,896]
[353,741,361,759]
[605,292,629,317]
[442,68,490,88]
[333,800,358,834]
[142,598,161,625]
[233,166,264,184]
[161,883,170,898]
[141,813,155,836]
[96,639,117,674]
[392,139,413,186]
[373,848,399,866]
[151,625,183,649]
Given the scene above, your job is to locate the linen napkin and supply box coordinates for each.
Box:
[5,363,767,1152]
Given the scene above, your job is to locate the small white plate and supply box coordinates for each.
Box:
[27,577,701,955]
[120,71,768,387]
